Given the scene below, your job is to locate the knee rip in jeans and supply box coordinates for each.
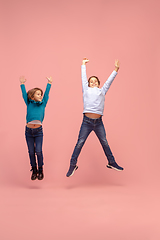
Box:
[101,139,109,146]
[76,139,85,148]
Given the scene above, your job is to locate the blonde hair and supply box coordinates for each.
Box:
[27,88,43,100]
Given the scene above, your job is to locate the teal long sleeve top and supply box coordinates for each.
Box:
[20,83,51,123]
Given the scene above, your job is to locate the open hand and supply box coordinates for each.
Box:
[19,76,26,84]
[115,59,120,69]
[82,58,89,65]
[46,76,53,84]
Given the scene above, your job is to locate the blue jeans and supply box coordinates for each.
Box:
[70,115,115,166]
[25,126,43,167]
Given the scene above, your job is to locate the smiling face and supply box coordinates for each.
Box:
[27,87,43,101]
[88,77,100,88]
[33,90,43,102]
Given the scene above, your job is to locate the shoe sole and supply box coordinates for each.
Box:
[107,165,123,171]
[67,166,78,177]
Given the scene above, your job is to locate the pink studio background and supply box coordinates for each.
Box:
[0,0,160,239]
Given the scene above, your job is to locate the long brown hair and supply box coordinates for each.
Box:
[27,88,43,100]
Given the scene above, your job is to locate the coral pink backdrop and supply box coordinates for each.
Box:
[0,0,160,239]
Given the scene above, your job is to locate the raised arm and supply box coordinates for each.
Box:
[43,77,52,106]
[101,60,120,95]
[81,58,89,92]
[20,76,28,105]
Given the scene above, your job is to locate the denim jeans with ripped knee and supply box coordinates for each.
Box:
[70,114,115,166]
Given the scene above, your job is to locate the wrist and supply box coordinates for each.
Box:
[115,67,119,72]
[82,61,86,65]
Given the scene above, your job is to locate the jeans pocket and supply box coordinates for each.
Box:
[83,119,90,124]
[36,128,43,136]
[25,128,29,135]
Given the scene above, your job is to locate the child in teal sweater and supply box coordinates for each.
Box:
[20,76,52,180]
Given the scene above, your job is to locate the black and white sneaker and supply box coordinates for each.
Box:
[107,162,124,171]
[66,165,78,177]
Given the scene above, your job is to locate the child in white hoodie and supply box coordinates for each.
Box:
[66,58,123,177]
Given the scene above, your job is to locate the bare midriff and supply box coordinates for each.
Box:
[84,113,101,119]
[26,124,42,128]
